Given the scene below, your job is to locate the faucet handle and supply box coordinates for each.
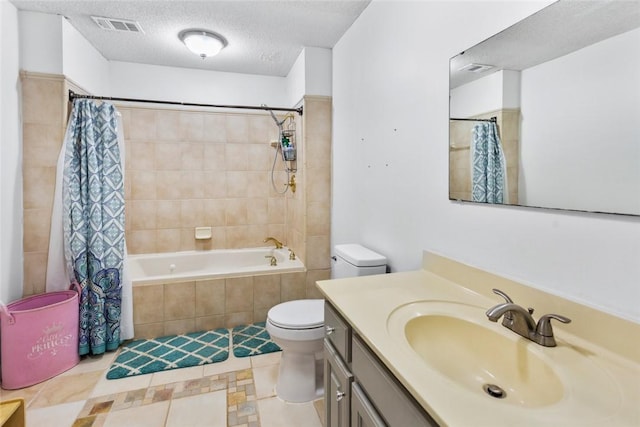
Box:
[536,314,571,337]
[492,288,513,303]
[534,314,571,347]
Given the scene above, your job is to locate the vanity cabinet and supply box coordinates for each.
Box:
[325,302,438,427]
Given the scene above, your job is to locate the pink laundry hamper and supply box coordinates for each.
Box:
[0,289,80,389]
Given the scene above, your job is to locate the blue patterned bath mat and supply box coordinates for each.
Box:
[106,329,229,379]
[232,322,281,358]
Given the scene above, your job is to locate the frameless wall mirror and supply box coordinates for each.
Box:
[449,1,640,216]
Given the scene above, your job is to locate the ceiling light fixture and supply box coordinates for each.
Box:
[179,29,227,59]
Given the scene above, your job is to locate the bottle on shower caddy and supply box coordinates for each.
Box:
[281,129,296,161]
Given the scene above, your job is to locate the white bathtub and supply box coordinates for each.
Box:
[128,247,305,285]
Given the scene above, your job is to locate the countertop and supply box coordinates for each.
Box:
[316,262,640,427]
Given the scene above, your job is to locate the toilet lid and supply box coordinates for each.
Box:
[268,299,324,329]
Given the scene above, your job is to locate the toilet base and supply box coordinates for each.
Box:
[275,351,324,403]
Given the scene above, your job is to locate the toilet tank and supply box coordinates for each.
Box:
[331,244,387,279]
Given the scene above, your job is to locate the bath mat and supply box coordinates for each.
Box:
[232,322,281,358]
[106,329,229,379]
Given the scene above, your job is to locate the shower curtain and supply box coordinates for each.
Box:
[46,99,133,355]
[471,122,508,204]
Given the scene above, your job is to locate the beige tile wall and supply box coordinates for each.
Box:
[448,109,520,204]
[301,97,332,299]
[21,72,86,296]
[119,106,289,253]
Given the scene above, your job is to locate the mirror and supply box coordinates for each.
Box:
[449,1,640,216]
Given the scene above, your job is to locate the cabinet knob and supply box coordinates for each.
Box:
[336,390,345,402]
[326,326,335,335]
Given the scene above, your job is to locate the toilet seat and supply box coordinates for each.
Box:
[267,299,324,330]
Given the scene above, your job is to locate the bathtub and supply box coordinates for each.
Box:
[128,247,305,285]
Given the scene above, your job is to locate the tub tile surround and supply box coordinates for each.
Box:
[1,346,323,427]
[133,271,314,337]
[121,106,286,254]
[19,71,333,325]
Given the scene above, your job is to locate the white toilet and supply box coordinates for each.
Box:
[266,244,387,403]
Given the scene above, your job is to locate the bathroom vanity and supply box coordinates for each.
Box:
[324,303,437,426]
[317,252,640,427]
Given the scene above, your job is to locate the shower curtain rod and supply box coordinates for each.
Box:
[450,116,497,122]
[68,90,303,116]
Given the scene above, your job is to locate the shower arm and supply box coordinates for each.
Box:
[265,106,286,132]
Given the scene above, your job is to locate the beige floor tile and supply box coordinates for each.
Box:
[61,352,118,376]
[252,363,278,399]
[90,372,152,398]
[165,390,226,427]
[0,381,47,408]
[27,400,85,427]
[258,396,323,427]
[102,400,170,427]
[203,355,251,376]
[30,371,103,409]
[150,365,204,387]
[250,351,281,368]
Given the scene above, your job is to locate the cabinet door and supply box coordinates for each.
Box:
[352,336,439,426]
[324,339,353,427]
[351,383,387,427]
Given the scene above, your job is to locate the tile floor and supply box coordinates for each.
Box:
[0,347,324,427]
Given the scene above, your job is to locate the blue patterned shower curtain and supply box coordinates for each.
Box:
[62,99,125,355]
[471,122,508,204]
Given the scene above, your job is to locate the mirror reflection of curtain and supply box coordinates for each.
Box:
[471,122,508,204]
[48,99,132,355]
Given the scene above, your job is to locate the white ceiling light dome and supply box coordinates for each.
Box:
[179,29,228,59]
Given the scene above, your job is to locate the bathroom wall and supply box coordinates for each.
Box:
[332,1,640,322]
[18,11,110,95]
[109,61,288,107]
[0,0,23,303]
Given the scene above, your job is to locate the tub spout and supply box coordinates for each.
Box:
[264,237,283,249]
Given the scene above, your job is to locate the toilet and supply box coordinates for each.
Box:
[266,244,387,402]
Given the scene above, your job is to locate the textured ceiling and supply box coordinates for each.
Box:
[450,1,640,88]
[10,0,371,76]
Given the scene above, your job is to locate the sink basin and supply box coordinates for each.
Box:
[386,300,572,408]
[404,313,564,407]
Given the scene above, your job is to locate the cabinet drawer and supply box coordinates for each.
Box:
[352,335,438,427]
[325,302,351,362]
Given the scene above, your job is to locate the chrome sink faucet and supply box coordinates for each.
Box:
[486,289,571,347]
